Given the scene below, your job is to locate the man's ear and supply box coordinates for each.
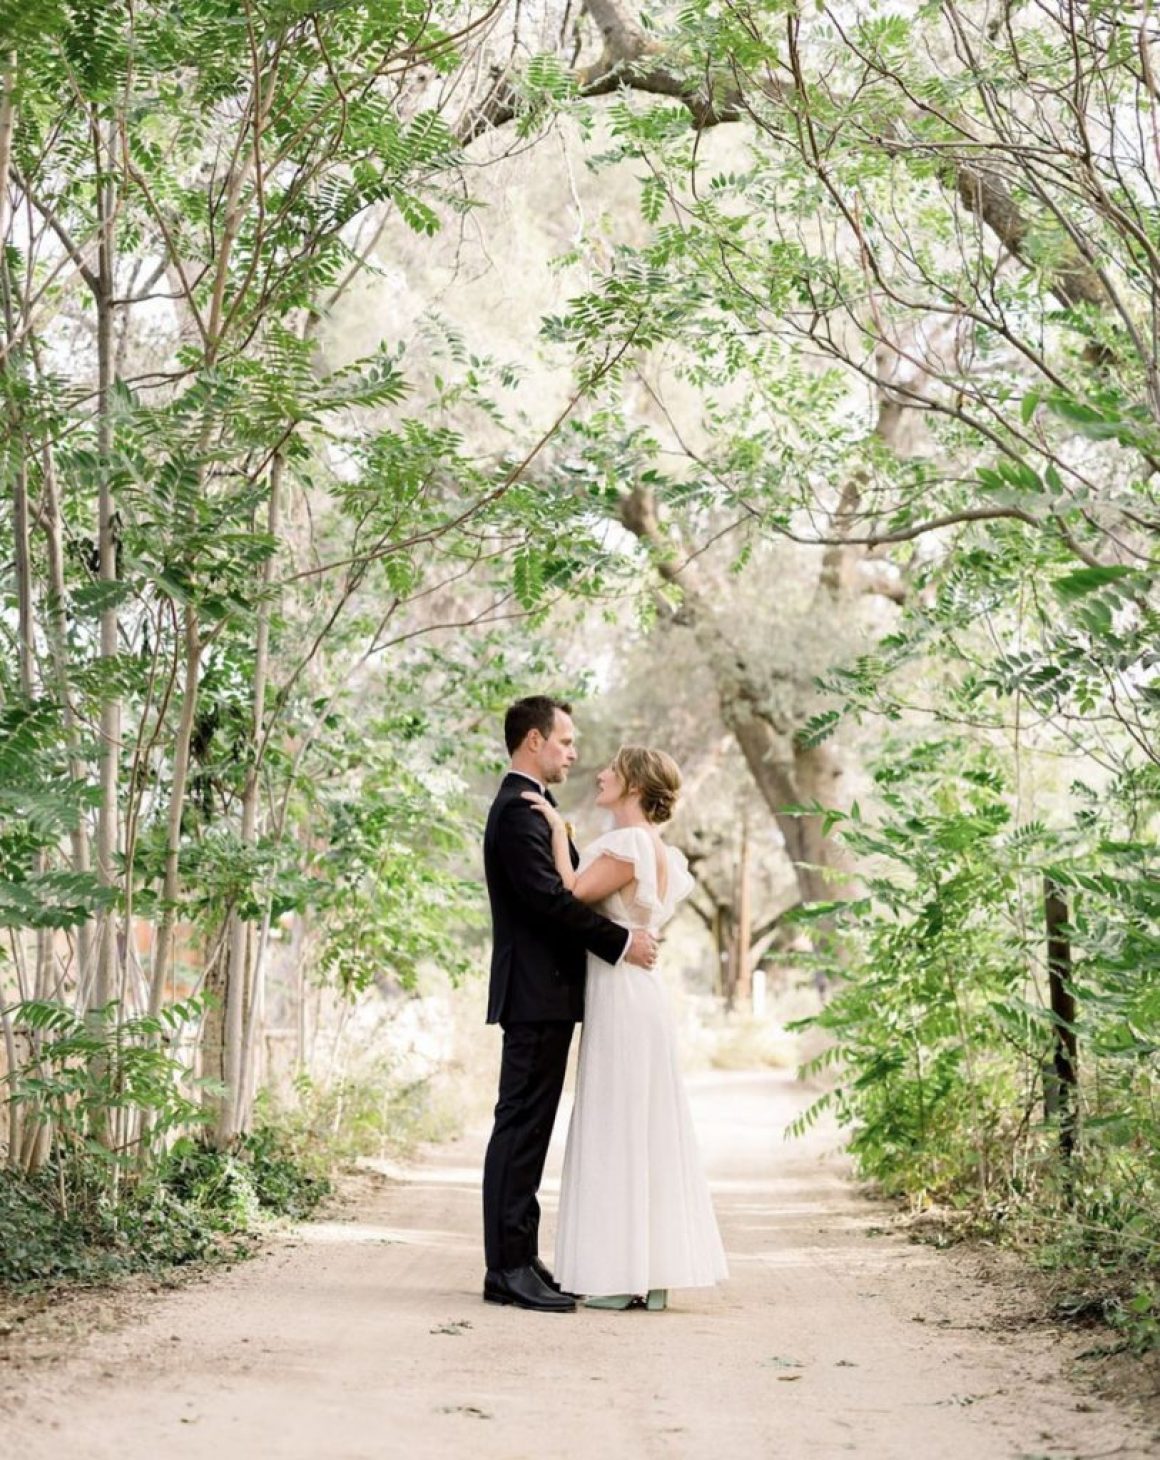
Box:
[526,730,543,752]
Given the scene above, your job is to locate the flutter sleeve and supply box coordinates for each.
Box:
[667,845,695,907]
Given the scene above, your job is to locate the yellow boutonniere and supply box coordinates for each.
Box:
[564,821,576,842]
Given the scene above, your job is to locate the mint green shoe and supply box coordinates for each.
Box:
[584,1294,638,1310]
[645,1289,668,1311]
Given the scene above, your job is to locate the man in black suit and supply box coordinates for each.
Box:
[481,695,658,1312]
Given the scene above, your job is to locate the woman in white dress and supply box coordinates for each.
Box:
[522,746,728,1311]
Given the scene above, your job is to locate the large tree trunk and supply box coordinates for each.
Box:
[616,387,919,914]
[619,484,854,908]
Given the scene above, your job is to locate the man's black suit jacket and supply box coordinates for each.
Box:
[484,773,629,1025]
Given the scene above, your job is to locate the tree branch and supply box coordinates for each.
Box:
[459,2,1106,315]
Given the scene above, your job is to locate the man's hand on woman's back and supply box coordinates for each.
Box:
[625,929,659,969]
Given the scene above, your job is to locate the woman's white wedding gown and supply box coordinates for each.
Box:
[554,826,729,1296]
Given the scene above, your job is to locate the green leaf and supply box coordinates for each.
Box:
[1053,565,1137,600]
[795,710,841,750]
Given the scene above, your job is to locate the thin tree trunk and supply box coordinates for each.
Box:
[0,76,32,688]
[20,448,53,1009]
[216,454,282,1145]
[92,114,120,1022]
[148,610,202,1016]
[0,54,15,242]
[84,114,121,1162]
[39,434,94,997]
[0,967,22,1168]
[239,903,273,1126]
[12,464,33,695]
[192,65,276,1147]
[1045,878,1079,1172]
[1,74,48,1166]
[200,943,228,1123]
[218,914,249,1146]
[10,442,41,1020]
[295,913,307,1076]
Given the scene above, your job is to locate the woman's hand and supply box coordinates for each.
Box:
[521,790,567,835]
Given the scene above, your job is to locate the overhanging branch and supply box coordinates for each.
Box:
[458,1,1105,315]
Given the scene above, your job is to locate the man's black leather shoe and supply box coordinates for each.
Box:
[483,1264,576,1312]
[530,1255,578,1299]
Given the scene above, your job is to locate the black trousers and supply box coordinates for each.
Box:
[482,1020,575,1272]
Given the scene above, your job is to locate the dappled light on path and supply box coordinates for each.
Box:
[299,1223,472,1250]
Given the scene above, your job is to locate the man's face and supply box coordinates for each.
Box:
[534,709,578,785]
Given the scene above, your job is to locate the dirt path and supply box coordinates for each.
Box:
[3,1070,1156,1459]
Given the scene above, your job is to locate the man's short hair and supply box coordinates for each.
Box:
[504,695,572,754]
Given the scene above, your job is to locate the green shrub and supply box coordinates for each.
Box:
[0,1122,330,1288]
[0,1168,104,1284]
[263,1064,461,1166]
[789,735,1160,1348]
[161,1126,330,1228]
[0,1160,222,1285]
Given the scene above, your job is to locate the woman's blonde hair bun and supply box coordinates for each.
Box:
[611,745,682,825]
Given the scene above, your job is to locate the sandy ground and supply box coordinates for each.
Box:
[2,1069,1158,1460]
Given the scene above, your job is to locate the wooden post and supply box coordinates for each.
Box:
[712,904,724,1002]
[735,810,752,1011]
[1044,877,1079,1168]
[714,902,735,1008]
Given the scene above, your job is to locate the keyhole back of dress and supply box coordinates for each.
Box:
[650,832,668,906]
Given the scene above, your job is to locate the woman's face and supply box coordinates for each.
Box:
[594,762,627,808]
